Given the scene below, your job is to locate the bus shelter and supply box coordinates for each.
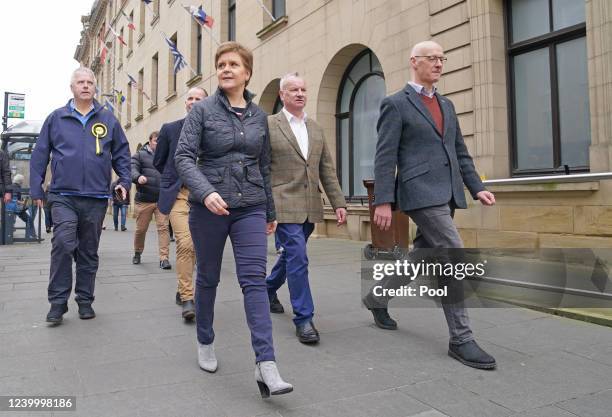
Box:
[0,120,44,245]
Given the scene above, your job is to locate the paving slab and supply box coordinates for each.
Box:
[0,216,611,416]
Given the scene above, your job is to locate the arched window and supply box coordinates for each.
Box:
[336,49,385,199]
[273,95,283,114]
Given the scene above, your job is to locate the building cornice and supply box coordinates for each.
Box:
[74,0,109,64]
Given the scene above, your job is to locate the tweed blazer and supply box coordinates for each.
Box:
[373,84,485,212]
[269,112,346,224]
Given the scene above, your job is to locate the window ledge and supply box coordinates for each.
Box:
[124,121,131,130]
[148,103,158,113]
[486,181,600,193]
[127,49,133,59]
[186,73,202,87]
[256,15,288,40]
[135,113,143,122]
[137,32,145,44]
[150,15,159,27]
[165,92,177,102]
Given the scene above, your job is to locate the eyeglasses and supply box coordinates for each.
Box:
[414,55,448,63]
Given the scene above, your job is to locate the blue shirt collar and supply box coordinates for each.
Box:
[69,99,96,126]
[69,99,94,114]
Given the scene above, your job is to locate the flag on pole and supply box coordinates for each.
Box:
[127,74,151,101]
[98,34,108,62]
[114,89,126,104]
[181,4,214,28]
[164,36,187,74]
[120,10,136,31]
[108,24,127,46]
[127,74,138,87]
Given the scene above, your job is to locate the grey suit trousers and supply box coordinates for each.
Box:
[408,204,473,344]
[375,204,474,344]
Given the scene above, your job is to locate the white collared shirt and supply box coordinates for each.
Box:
[282,107,308,159]
[408,81,437,98]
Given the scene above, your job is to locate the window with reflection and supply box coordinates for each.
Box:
[336,50,385,199]
[508,0,590,174]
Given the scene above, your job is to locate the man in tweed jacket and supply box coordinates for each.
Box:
[267,72,347,344]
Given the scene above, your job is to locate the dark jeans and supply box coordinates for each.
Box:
[266,222,315,326]
[189,203,275,363]
[47,193,107,304]
[16,210,35,238]
[113,204,127,229]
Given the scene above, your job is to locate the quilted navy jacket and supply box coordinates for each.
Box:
[175,88,275,222]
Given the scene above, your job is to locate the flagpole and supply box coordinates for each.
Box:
[254,0,275,21]
[202,21,221,46]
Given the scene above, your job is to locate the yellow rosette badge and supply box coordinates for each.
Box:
[91,123,108,156]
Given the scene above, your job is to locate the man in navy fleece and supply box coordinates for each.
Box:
[30,67,131,324]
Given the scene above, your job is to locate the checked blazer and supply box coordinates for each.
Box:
[268,112,346,224]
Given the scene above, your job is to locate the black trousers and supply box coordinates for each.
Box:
[47,193,107,304]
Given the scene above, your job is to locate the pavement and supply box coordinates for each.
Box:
[1,215,612,417]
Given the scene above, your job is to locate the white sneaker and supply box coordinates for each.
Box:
[198,342,218,373]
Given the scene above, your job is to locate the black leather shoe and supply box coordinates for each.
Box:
[121,226,127,231]
[367,308,397,330]
[46,303,68,324]
[182,300,195,321]
[296,321,320,344]
[132,252,141,265]
[175,291,182,306]
[159,259,171,270]
[77,303,96,320]
[448,340,496,370]
[269,294,284,314]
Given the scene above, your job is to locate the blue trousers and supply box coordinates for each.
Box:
[266,222,315,326]
[189,203,275,363]
[113,204,127,228]
[47,194,107,304]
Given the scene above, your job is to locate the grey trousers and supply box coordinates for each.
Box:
[407,204,473,344]
[371,203,473,344]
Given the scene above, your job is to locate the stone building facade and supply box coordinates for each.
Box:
[75,0,612,248]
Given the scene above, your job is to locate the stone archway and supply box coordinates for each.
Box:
[315,43,374,241]
[257,78,281,115]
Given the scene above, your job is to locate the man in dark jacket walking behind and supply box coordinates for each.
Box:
[30,67,131,324]
[131,131,170,269]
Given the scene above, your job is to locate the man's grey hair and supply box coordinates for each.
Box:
[70,67,97,86]
[279,72,301,91]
